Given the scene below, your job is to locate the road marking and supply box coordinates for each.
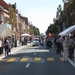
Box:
[61,52,75,67]
[34,57,41,61]
[11,47,24,54]
[60,57,64,61]
[68,58,75,67]
[0,58,3,61]
[6,58,16,62]
[26,63,30,68]
[47,58,54,61]
[20,58,28,62]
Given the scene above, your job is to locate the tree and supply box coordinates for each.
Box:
[29,24,34,35]
[45,23,58,35]
[8,4,17,27]
[8,4,17,46]
[63,0,75,28]
[34,27,40,35]
[46,0,75,36]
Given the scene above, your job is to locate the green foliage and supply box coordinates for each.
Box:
[45,24,57,35]
[46,0,75,35]
[34,27,40,35]
[8,4,17,27]
[29,25,34,35]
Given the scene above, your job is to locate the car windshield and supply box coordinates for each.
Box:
[34,39,39,41]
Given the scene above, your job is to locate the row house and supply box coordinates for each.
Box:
[0,0,12,38]
[20,16,26,34]
[24,17,29,34]
[15,15,29,39]
[0,0,29,46]
[0,0,9,24]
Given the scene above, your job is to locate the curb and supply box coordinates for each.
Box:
[0,43,32,59]
[61,52,75,68]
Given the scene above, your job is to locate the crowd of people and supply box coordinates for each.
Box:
[45,33,75,62]
[0,34,75,62]
[0,37,11,56]
[0,36,33,56]
[46,34,54,49]
[55,35,75,61]
[21,37,28,46]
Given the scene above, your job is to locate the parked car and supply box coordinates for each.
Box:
[32,38,39,46]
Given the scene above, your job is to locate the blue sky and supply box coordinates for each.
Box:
[4,0,63,34]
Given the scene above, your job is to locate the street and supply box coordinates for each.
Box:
[0,0,75,75]
[0,44,75,75]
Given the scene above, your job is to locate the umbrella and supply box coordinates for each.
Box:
[0,24,12,37]
[21,33,31,37]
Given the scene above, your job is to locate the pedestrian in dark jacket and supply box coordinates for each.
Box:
[4,38,10,56]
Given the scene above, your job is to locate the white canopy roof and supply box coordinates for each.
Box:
[21,33,31,37]
[0,24,12,37]
[58,25,75,36]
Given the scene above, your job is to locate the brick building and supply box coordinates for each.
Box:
[0,0,9,24]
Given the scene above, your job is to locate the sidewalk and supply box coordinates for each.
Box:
[53,45,75,68]
[0,43,32,59]
[61,52,75,67]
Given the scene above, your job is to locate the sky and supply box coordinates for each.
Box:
[4,0,64,34]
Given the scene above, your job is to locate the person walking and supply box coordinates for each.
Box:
[59,35,63,52]
[17,39,20,46]
[21,37,24,45]
[47,36,52,49]
[68,36,74,59]
[73,34,75,62]
[1,38,4,54]
[0,38,2,55]
[56,36,60,54]
[24,37,26,45]
[8,38,11,55]
[62,36,69,61]
[4,38,10,56]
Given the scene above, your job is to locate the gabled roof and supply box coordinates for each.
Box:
[0,0,8,10]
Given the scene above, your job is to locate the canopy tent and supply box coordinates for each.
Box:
[21,33,31,37]
[0,24,12,37]
[58,25,75,36]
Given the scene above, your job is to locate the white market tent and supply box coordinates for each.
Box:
[58,25,75,36]
[21,33,31,37]
[0,24,12,37]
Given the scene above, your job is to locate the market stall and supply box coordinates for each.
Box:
[21,33,31,37]
[58,25,75,36]
[0,24,12,37]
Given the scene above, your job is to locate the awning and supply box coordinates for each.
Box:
[0,24,12,37]
[21,33,31,37]
[58,25,75,36]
